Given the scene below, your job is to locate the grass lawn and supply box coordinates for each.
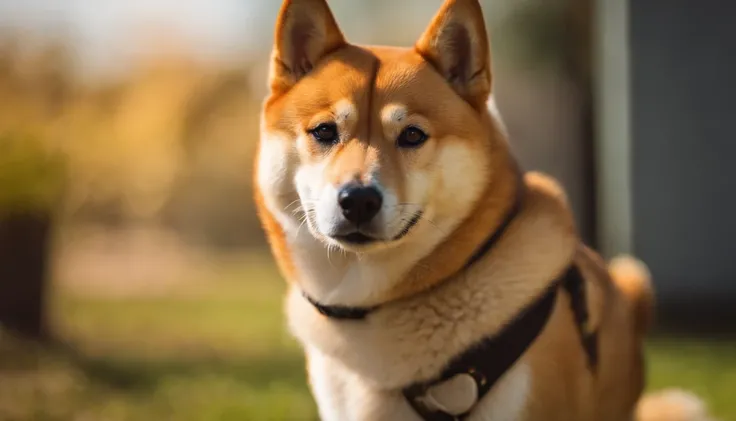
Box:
[1,253,735,420]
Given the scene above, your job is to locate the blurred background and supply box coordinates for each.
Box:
[0,0,734,420]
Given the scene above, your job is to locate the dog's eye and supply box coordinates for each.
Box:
[397,126,428,148]
[310,123,339,144]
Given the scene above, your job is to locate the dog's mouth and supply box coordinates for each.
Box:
[332,211,423,246]
[391,211,423,241]
[333,232,376,245]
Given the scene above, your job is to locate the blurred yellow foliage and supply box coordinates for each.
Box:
[0,35,261,241]
[0,132,65,212]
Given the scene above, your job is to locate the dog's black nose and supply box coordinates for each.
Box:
[337,183,383,225]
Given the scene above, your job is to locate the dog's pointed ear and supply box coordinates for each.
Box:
[416,0,491,109]
[270,0,346,94]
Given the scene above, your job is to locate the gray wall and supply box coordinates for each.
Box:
[631,0,736,326]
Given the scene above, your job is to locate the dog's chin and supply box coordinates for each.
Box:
[317,211,424,253]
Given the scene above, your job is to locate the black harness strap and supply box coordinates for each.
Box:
[402,265,599,421]
[563,264,599,370]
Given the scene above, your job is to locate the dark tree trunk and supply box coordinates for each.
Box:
[0,212,52,340]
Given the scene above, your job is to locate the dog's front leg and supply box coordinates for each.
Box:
[306,348,349,421]
[306,348,422,421]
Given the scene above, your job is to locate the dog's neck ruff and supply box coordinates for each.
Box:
[300,172,525,321]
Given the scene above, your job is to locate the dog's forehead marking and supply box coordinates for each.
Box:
[381,104,408,125]
[334,99,357,123]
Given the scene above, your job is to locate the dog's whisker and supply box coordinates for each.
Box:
[326,242,340,268]
[284,198,302,212]
[423,217,448,237]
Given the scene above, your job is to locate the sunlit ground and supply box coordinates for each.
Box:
[1,252,735,421]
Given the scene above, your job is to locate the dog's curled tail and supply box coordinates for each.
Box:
[608,258,716,421]
[609,255,655,335]
[636,389,717,421]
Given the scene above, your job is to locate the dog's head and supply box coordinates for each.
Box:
[258,0,503,254]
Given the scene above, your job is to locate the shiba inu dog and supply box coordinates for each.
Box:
[254,0,713,420]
